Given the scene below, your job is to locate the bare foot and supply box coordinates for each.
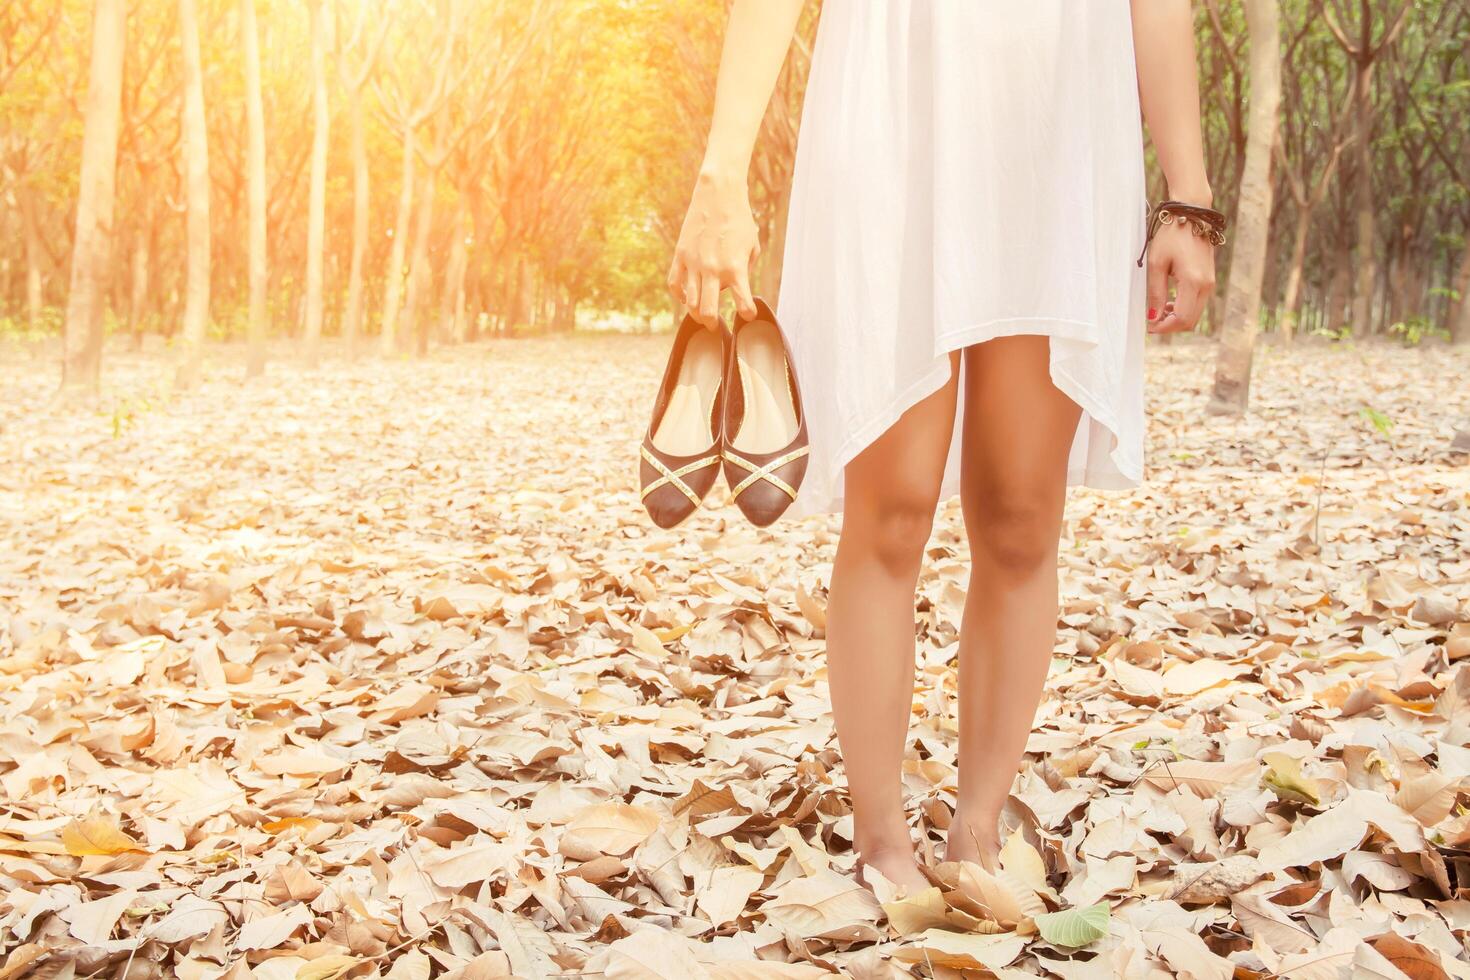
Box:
[944,806,1001,872]
[855,842,930,895]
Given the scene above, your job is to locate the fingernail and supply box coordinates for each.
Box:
[1147,307,1157,320]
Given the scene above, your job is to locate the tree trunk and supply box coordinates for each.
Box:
[1348,63,1376,338]
[378,125,414,354]
[453,262,469,341]
[404,167,437,355]
[1280,204,1312,343]
[344,87,369,355]
[1387,232,1418,331]
[22,193,44,329]
[176,0,211,390]
[303,0,329,356]
[523,264,536,331]
[505,256,528,332]
[242,0,268,379]
[439,209,469,344]
[1260,215,1282,332]
[60,0,127,391]
[1208,0,1279,416]
[1405,263,1426,328]
[1449,245,1470,345]
[550,290,572,332]
[462,274,479,342]
[1326,246,1353,334]
[128,227,150,345]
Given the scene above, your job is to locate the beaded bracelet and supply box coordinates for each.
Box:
[1135,200,1228,267]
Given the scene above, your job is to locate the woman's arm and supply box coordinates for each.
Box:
[1130,0,1218,333]
[667,0,805,327]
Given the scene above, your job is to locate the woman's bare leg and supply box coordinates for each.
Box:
[946,336,1082,870]
[828,352,960,893]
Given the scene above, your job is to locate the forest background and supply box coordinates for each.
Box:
[1,0,1468,403]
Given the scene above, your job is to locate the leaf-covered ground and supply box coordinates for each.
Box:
[2,335,1469,979]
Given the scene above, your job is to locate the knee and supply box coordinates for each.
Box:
[849,495,936,579]
[968,495,1058,577]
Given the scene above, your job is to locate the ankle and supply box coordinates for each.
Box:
[950,802,1001,834]
[952,796,1003,818]
[853,816,913,855]
[856,835,914,858]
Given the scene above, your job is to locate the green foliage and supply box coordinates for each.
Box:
[1309,323,1354,343]
[0,307,62,340]
[1358,405,1394,444]
[211,305,247,343]
[1033,902,1111,949]
[1388,316,1449,347]
[106,394,156,439]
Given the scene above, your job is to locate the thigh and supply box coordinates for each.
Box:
[844,351,962,517]
[958,336,1081,513]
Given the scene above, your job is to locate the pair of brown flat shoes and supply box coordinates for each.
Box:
[639,298,809,529]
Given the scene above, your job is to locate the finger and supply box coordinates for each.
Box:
[730,265,757,321]
[683,265,702,321]
[1145,255,1168,324]
[1147,300,1189,335]
[666,254,687,306]
[698,272,721,328]
[1171,279,1204,331]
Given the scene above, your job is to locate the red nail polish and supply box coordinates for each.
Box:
[1147,307,1157,320]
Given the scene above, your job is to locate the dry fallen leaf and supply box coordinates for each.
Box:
[3,339,1469,975]
[294,955,361,980]
[1166,855,1264,904]
[59,889,136,945]
[891,929,1027,971]
[561,802,662,858]
[59,814,147,857]
[265,862,325,903]
[759,868,884,940]
[237,905,314,951]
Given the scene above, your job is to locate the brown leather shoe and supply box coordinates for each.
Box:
[721,298,809,527]
[639,313,731,529]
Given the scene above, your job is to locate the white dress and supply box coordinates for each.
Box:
[778,1,1149,520]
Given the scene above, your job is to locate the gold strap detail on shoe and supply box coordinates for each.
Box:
[722,446,809,502]
[641,445,719,506]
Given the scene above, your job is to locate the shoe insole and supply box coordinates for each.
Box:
[652,328,723,456]
[732,320,799,455]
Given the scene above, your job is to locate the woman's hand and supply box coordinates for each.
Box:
[667,169,760,328]
[1145,218,1217,334]
[1129,0,1216,333]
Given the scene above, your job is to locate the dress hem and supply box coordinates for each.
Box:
[791,318,1142,520]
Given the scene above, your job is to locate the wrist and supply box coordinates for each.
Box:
[1165,182,1214,208]
[697,148,750,187]
[696,165,743,187]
